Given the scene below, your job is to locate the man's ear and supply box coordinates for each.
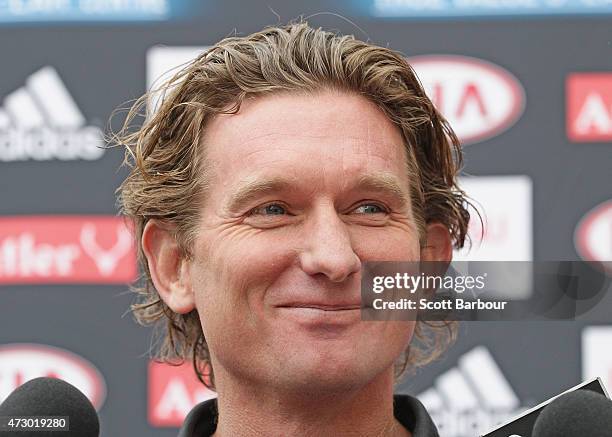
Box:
[141,220,195,314]
[421,222,453,262]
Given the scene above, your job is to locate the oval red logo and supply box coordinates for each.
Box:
[409,55,525,145]
[0,343,106,410]
[575,200,612,263]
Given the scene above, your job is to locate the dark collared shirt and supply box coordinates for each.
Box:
[177,394,440,437]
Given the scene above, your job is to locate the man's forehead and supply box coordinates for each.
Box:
[202,91,406,154]
[203,132,411,198]
[200,91,412,198]
[208,132,406,159]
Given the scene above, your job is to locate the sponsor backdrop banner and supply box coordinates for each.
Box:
[0,1,611,436]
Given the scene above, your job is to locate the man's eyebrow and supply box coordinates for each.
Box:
[352,173,411,208]
[225,173,411,214]
[225,177,295,213]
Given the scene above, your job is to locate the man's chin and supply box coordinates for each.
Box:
[273,369,370,396]
[270,348,394,395]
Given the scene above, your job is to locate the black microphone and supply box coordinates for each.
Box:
[481,378,609,436]
[532,389,612,437]
[0,377,99,437]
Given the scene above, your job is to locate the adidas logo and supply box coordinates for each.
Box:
[417,346,525,437]
[0,66,104,161]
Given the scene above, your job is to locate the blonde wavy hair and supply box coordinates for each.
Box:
[114,21,470,390]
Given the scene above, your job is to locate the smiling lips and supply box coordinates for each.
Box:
[274,301,364,330]
[277,303,361,311]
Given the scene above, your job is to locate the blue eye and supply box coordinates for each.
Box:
[251,203,286,216]
[354,204,387,214]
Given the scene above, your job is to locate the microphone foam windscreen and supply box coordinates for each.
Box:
[532,389,612,437]
[0,377,99,437]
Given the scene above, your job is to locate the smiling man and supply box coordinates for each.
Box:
[117,22,469,437]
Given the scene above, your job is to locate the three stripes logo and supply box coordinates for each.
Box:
[0,66,104,161]
[417,346,525,437]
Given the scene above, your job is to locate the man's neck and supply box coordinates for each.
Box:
[211,368,411,437]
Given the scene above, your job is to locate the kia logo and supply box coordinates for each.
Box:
[574,200,612,264]
[0,343,106,410]
[410,55,525,144]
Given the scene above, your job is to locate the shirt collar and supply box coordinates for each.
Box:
[178,394,440,437]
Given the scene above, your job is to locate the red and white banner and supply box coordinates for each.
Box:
[0,216,136,284]
[567,73,612,142]
[410,55,525,144]
[574,199,612,263]
[148,361,216,427]
[0,343,106,410]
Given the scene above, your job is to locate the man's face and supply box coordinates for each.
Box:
[188,90,421,392]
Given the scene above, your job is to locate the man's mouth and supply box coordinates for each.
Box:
[277,303,361,311]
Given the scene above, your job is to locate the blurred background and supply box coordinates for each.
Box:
[0,1,611,435]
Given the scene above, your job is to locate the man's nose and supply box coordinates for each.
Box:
[298,205,361,282]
